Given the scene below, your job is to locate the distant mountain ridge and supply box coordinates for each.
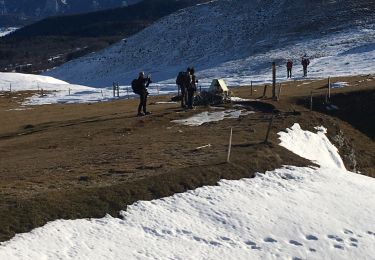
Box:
[8,0,208,38]
[0,0,142,26]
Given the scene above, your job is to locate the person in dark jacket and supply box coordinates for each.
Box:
[301,56,310,77]
[286,59,293,78]
[187,67,197,109]
[182,67,191,108]
[137,71,151,116]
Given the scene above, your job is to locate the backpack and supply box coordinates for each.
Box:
[176,71,184,86]
[131,79,141,94]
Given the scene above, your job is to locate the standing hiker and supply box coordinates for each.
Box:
[286,59,293,78]
[181,67,191,108]
[187,67,197,109]
[133,71,151,116]
[301,55,310,77]
[176,70,186,108]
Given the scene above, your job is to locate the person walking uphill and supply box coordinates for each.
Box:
[132,71,151,116]
[286,59,293,78]
[301,56,310,77]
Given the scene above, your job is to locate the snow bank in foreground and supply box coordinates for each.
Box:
[172,110,254,126]
[0,124,374,259]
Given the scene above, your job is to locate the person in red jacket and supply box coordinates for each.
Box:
[286,59,293,78]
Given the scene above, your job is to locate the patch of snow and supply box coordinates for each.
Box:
[155,101,177,105]
[331,82,349,88]
[230,96,254,102]
[278,123,346,170]
[172,109,253,126]
[0,27,18,37]
[0,125,374,259]
[0,72,136,106]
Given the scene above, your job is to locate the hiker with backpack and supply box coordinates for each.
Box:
[286,59,293,78]
[187,67,197,109]
[301,55,310,77]
[132,71,151,116]
[182,68,193,109]
[176,70,187,108]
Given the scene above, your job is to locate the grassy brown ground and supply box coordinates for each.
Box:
[0,74,374,242]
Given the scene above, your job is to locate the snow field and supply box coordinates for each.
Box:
[0,124,374,259]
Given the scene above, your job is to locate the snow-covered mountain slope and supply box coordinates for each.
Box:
[0,123,374,259]
[45,0,375,88]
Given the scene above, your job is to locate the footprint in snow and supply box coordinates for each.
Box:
[343,229,353,235]
[289,240,303,246]
[264,237,277,243]
[220,236,231,241]
[244,240,256,246]
[244,240,261,250]
[305,234,318,241]
[209,241,222,247]
[334,244,344,250]
[327,234,343,243]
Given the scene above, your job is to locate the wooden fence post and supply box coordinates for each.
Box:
[117,83,120,97]
[310,91,313,111]
[264,114,274,143]
[262,85,268,98]
[328,76,331,100]
[272,62,277,100]
[277,83,282,101]
[227,128,233,163]
[250,81,253,96]
[113,83,116,97]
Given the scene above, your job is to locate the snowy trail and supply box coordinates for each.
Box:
[0,124,374,259]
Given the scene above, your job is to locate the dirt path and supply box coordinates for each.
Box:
[0,74,374,242]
